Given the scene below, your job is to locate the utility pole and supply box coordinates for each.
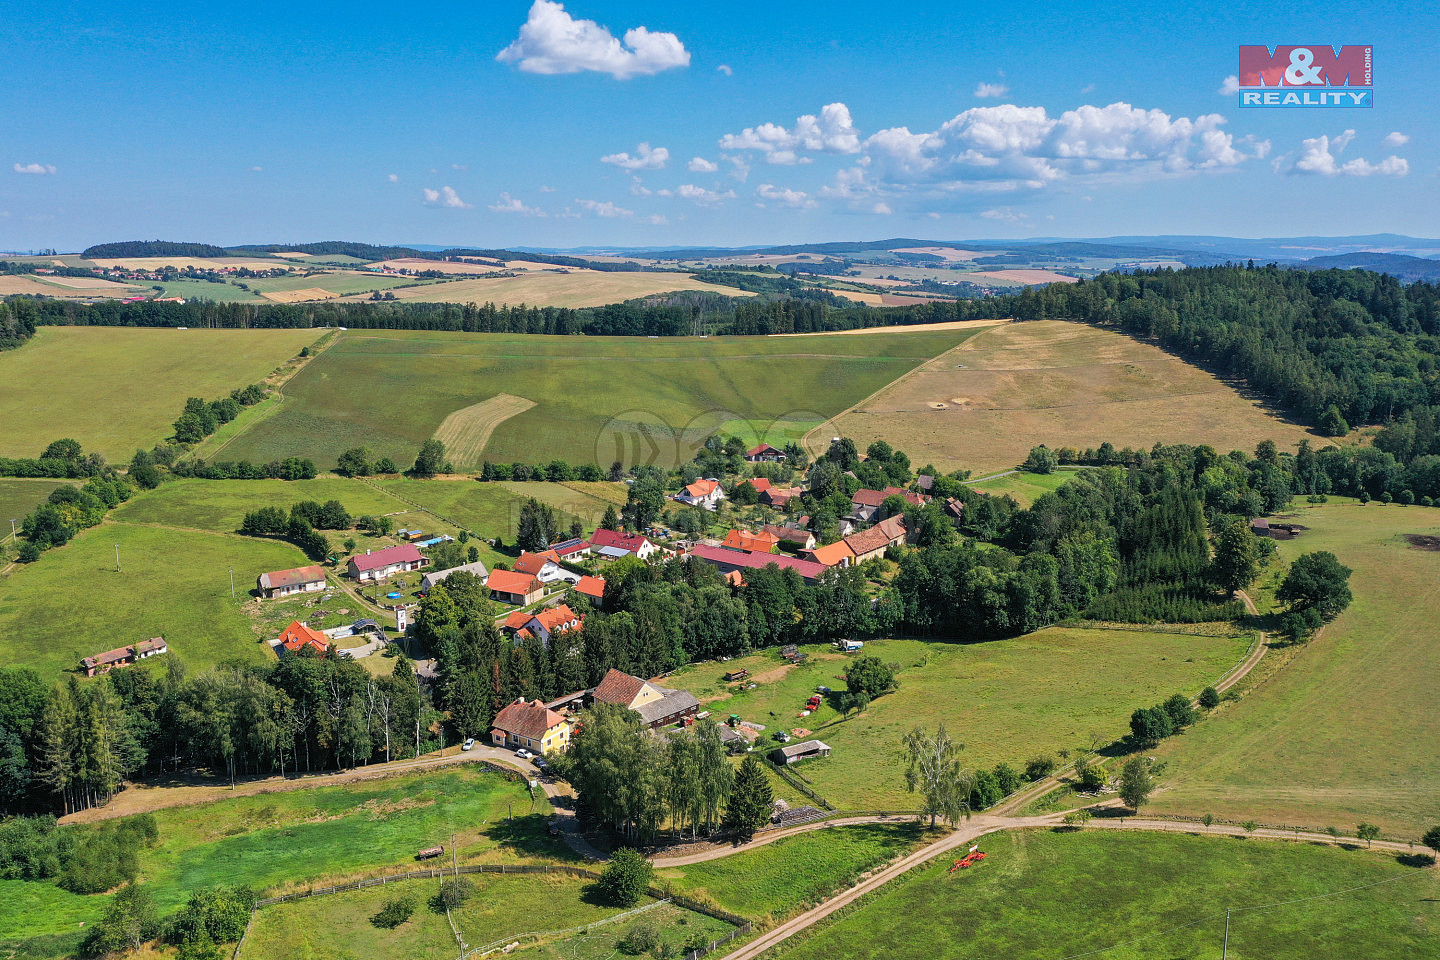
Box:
[8,518,16,539]
[451,833,458,877]
[229,566,235,600]
[115,543,121,572]
[1222,909,1230,960]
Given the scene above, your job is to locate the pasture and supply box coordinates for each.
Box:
[661,628,1251,809]
[335,270,738,307]
[0,479,75,534]
[0,520,306,678]
[0,326,324,460]
[818,320,1314,475]
[1146,502,1440,836]
[965,468,1080,505]
[0,767,552,957]
[151,277,266,302]
[216,328,972,469]
[375,479,628,540]
[766,829,1439,960]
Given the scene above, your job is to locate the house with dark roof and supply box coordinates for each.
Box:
[590,529,657,560]
[81,637,168,677]
[551,538,592,560]
[764,525,816,550]
[278,621,329,656]
[490,697,572,753]
[488,569,545,605]
[745,443,786,462]
[347,543,427,582]
[589,668,700,729]
[677,478,725,509]
[421,560,490,592]
[689,543,828,584]
[256,564,327,599]
[770,739,831,765]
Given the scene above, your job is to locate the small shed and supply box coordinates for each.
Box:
[770,739,832,765]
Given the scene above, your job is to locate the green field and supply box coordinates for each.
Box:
[657,822,923,920]
[215,328,974,470]
[1147,502,1440,836]
[374,478,628,540]
[0,520,306,678]
[767,829,1439,960]
[0,479,75,536]
[1,766,555,956]
[663,630,1251,808]
[240,877,456,960]
[111,477,431,534]
[965,468,1081,505]
[152,277,265,302]
[0,327,325,459]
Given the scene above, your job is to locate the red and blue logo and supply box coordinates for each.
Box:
[1238,45,1372,107]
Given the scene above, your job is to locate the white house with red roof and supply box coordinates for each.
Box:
[676,478,725,509]
[514,550,567,583]
[590,528,657,560]
[256,564,327,599]
[347,543,427,582]
[488,569,545,605]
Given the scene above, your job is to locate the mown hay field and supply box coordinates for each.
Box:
[0,478,75,530]
[432,394,537,470]
[1146,501,1440,836]
[372,479,628,540]
[336,270,748,308]
[661,628,1251,809]
[0,275,142,298]
[818,320,1315,475]
[0,327,325,459]
[766,830,1438,960]
[218,328,974,469]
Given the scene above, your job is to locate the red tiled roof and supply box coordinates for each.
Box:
[350,543,424,572]
[683,478,722,499]
[844,526,894,557]
[689,544,827,580]
[805,540,855,567]
[740,477,773,493]
[492,698,566,741]
[514,550,560,575]
[488,569,542,596]
[279,620,329,654]
[591,529,651,552]
[721,529,779,553]
[747,443,783,457]
[553,538,591,557]
[533,604,581,633]
[593,668,647,707]
[575,575,606,599]
[725,570,746,587]
[503,611,533,632]
[852,486,922,509]
[258,565,326,591]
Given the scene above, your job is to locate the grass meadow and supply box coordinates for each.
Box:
[767,829,1439,960]
[1145,502,1440,836]
[0,327,325,460]
[0,479,75,534]
[822,320,1316,474]
[216,328,973,469]
[964,467,1082,505]
[375,478,629,540]
[0,520,305,678]
[1,767,554,957]
[656,822,924,921]
[663,629,1251,809]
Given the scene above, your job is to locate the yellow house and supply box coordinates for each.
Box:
[490,698,572,754]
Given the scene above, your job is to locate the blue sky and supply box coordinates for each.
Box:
[1,0,1434,250]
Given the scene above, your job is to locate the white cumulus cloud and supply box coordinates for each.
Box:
[688,156,719,173]
[719,102,862,163]
[576,198,633,218]
[1219,75,1240,95]
[496,0,689,79]
[975,82,1009,98]
[755,183,816,209]
[658,184,735,205]
[424,186,472,208]
[13,162,56,175]
[645,214,669,225]
[1383,131,1410,147]
[1283,129,1408,177]
[872,202,893,215]
[716,64,732,76]
[980,208,1028,222]
[387,173,399,182]
[601,142,669,170]
[488,192,544,215]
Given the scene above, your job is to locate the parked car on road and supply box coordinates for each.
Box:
[462,738,475,751]
[515,748,534,760]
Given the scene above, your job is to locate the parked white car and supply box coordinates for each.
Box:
[462,738,475,751]
[515,748,534,760]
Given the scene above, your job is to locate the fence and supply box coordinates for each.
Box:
[762,756,833,810]
[253,863,602,907]
[465,898,672,959]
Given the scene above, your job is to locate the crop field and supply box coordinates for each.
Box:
[818,320,1315,475]
[0,767,553,958]
[661,629,1251,809]
[152,277,267,302]
[373,479,628,540]
[1146,502,1440,836]
[335,270,743,308]
[0,478,75,532]
[215,328,973,469]
[432,393,539,470]
[0,274,144,298]
[965,468,1081,505]
[0,520,306,678]
[0,327,325,459]
[657,822,923,920]
[766,829,1439,960]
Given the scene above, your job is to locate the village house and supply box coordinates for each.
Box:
[689,543,828,584]
[589,668,700,729]
[764,524,816,550]
[574,575,607,605]
[347,543,427,582]
[590,528,658,560]
[550,537,592,560]
[738,477,772,495]
[745,443,786,462]
[81,637,167,677]
[761,485,803,510]
[514,550,568,583]
[802,539,855,568]
[487,569,546,606]
[506,604,584,646]
[420,560,490,592]
[256,564,327,599]
[721,528,780,553]
[278,621,329,656]
[490,697,572,754]
[843,515,908,564]
[677,478,726,509]
[849,486,924,523]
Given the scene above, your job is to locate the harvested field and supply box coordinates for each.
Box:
[965,269,1079,284]
[890,246,981,260]
[365,257,505,274]
[259,286,339,303]
[432,393,538,471]
[0,275,139,298]
[27,275,140,290]
[337,270,747,308]
[816,320,1314,474]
